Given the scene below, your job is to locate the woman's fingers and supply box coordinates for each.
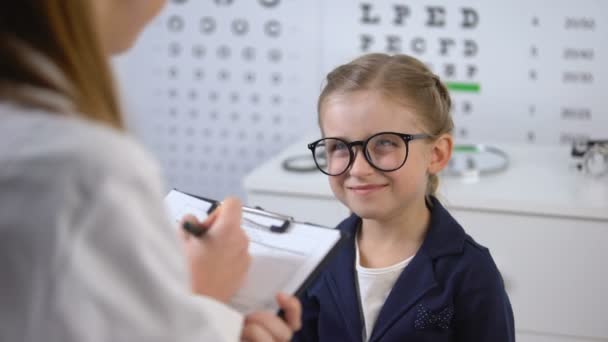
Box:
[179,197,250,302]
[241,321,273,342]
[245,311,293,341]
[278,293,302,332]
[212,197,242,233]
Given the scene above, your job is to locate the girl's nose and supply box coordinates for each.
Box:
[348,147,374,176]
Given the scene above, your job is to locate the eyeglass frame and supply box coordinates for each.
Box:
[307,132,432,176]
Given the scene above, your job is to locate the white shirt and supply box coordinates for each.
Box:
[356,239,414,341]
[0,101,243,341]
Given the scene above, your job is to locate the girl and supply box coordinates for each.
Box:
[0,1,299,341]
[294,53,514,341]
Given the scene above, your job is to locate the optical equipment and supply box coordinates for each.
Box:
[442,144,509,178]
[571,139,608,177]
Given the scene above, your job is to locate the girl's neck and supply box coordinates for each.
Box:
[357,198,431,268]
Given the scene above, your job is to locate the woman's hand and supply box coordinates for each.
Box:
[180,197,251,303]
[241,293,302,342]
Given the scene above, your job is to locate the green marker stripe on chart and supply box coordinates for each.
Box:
[446,82,480,93]
[454,145,479,153]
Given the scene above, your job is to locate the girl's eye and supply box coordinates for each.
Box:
[327,141,346,152]
[334,142,348,150]
[375,138,398,148]
[326,140,349,155]
[378,139,396,146]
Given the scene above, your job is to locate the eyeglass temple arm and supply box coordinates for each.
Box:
[408,133,433,141]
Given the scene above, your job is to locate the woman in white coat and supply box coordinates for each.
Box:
[0,1,300,341]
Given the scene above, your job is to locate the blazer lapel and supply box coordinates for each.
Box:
[368,198,464,341]
[368,251,437,342]
[325,215,364,341]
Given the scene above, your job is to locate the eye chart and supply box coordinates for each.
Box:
[115,0,607,199]
[321,0,607,145]
[116,0,321,199]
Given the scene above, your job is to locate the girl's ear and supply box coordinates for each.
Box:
[428,133,453,174]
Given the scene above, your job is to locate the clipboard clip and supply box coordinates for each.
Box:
[205,200,293,233]
[242,207,293,233]
[175,189,293,233]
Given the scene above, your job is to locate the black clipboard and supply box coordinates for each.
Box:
[166,189,349,312]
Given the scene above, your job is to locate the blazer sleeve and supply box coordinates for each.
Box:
[47,154,244,342]
[453,250,516,342]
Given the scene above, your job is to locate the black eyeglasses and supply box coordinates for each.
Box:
[307,132,431,176]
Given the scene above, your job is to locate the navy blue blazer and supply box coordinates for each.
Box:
[293,197,515,341]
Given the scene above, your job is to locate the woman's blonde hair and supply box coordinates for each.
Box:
[318,53,454,197]
[0,1,124,129]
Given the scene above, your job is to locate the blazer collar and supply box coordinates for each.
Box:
[328,197,467,341]
[419,196,467,259]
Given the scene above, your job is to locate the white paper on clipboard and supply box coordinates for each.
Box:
[164,189,346,314]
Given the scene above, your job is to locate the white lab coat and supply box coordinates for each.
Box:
[0,99,243,341]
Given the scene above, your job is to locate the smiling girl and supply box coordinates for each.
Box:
[294,53,514,342]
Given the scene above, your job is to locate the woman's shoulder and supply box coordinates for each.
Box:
[0,102,162,187]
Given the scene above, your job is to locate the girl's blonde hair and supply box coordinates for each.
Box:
[0,1,124,129]
[318,53,453,197]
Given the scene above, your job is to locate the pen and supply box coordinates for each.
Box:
[182,221,209,237]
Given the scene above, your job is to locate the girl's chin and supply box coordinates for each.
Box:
[350,206,386,220]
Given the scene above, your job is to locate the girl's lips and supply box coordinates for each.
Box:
[348,184,387,195]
